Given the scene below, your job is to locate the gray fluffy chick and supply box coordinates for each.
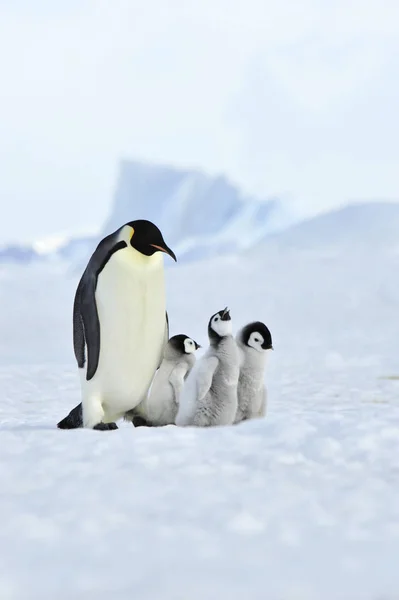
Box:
[175,307,240,427]
[234,321,273,424]
[127,334,201,427]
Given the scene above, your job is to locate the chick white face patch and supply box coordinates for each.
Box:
[184,338,196,354]
[247,331,265,352]
[211,314,232,337]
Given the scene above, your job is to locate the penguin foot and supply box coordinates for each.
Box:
[132,416,152,427]
[57,403,83,429]
[93,422,118,431]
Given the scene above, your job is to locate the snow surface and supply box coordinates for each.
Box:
[1,219,399,599]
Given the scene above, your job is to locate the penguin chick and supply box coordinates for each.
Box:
[128,334,201,426]
[234,321,273,424]
[175,307,240,427]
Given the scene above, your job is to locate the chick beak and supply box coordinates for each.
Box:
[150,244,177,262]
[195,342,202,350]
[221,307,231,321]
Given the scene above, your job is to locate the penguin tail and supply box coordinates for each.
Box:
[57,403,83,429]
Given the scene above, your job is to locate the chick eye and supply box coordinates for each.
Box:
[214,317,219,322]
[254,337,259,342]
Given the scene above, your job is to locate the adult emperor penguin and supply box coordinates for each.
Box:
[175,307,240,427]
[57,219,176,431]
[126,334,201,427]
[234,322,273,424]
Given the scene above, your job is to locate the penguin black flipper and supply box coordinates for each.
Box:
[73,231,127,381]
[79,271,101,381]
[73,279,85,369]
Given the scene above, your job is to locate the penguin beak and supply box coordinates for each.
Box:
[221,307,231,321]
[262,342,274,350]
[195,342,202,350]
[150,244,177,262]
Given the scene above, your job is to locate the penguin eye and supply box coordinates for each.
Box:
[254,337,259,342]
[214,316,220,322]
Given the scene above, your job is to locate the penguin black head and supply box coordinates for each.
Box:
[208,307,232,344]
[127,220,177,261]
[240,321,273,353]
[169,334,201,355]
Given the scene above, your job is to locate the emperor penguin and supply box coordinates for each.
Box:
[175,307,240,427]
[126,334,201,427]
[234,321,273,424]
[57,219,176,431]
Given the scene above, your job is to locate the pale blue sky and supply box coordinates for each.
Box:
[0,0,398,243]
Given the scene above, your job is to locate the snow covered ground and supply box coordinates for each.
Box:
[1,230,399,599]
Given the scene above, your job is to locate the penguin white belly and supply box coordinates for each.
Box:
[81,247,166,425]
